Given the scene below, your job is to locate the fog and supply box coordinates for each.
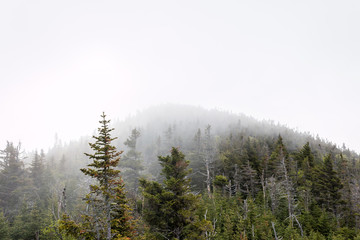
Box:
[1,0,359,152]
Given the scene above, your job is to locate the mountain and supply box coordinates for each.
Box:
[2,104,360,239]
[48,103,359,181]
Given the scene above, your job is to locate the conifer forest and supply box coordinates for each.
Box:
[0,105,360,240]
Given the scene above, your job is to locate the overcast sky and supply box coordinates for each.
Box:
[0,0,359,153]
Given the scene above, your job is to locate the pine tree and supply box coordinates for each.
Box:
[266,135,288,179]
[336,153,355,227]
[29,150,50,208]
[10,202,44,240]
[140,147,210,239]
[239,160,258,198]
[30,150,44,188]
[296,143,315,212]
[0,142,26,221]
[188,128,205,192]
[0,210,10,240]
[60,112,134,240]
[119,128,144,198]
[297,142,314,168]
[312,154,343,216]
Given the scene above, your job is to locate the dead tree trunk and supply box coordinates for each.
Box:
[280,156,294,228]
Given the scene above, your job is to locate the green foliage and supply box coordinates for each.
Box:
[307,231,326,240]
[333,227,356,240]
[29,150,52,209]
[0,142,26,221]
[41,217,76,240]
[312,207,336,237]
[212,194,244,239]
[283,225,302,240]
[296,143,315,212]
[60,113,134,239]
[0,210,10,240]
[266,135,288,178]
[312,154,343,214]
[2,107,360,239]
[119,128,144,198]
[10,204,44,240]
[244,199,275,240]
[140,147,210,239]
[298,142,315,168]
[213,175,228,188]
[59,214,85,239]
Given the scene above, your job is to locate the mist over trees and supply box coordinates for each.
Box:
[1,104,360,239]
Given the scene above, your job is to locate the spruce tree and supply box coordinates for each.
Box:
[140,147,210,239]
[312,154,343,215]
[29,150,50,208]
[60,112,134,239]
[10,203,44,240]
[266,135,288,179]
[296,143,315,212]
[0,211,10,240]
[297,142,314,168]
[337,153,355,227]
[188,128,205,192]
[119,128,144,198]
[0,142,26,221]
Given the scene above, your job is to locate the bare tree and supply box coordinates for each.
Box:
[267,176,282,214]
[204,125,215,197]
[280,156,295,227]
[239,160,258,198]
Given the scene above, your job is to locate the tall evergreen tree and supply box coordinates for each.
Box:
[297,142,314,168]
[119,128,144,197]
[0,210,10,240]
[336,153,355,227]
[296,143,315,212]
[0,142,26,221]
[188,128,205,191]
[29,150,50,208]
[10,202,44,240]
[266,135,288,179]
[30,150,44,188]
[60,113,134,240]
[140,147,210,239]
[312,154,343,216]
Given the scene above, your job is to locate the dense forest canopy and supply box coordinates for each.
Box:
[1,105,360,239]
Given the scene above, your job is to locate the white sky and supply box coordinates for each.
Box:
[0,0,359,153]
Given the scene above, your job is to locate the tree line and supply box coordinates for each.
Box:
[1,111,360,239]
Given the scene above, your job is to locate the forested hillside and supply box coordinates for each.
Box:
[1,105,360,239]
